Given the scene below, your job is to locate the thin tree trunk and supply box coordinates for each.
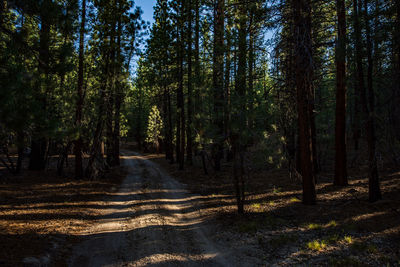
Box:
[186,0,193,165]
[224,18,231,161]
[394,0,400,138]
[74,0,86,179]
[113,12,122,166]
[29,2,50,171]
[176,4,185,170]
[212,0,224,171]
[106,10,117,168]
[352,0,362,151]
[167,90,174,163]
[232,0,247,214]
[16,131,24,174]
[334,0,348,186]
[248,11,254,131]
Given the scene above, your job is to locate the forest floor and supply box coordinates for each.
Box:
[149,151,400,266]
[0,149,399,266]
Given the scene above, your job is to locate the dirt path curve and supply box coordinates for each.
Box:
[68,151,260,266]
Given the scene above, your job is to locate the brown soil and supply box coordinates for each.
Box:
[0,158,126,266]
[0,150,399,266]
[149,153,400,266]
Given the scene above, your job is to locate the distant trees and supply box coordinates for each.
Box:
[0,0,144,178]
[146,106,163,153]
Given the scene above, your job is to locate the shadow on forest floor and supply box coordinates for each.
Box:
[0,151,399,266]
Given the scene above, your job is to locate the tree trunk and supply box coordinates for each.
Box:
[113,13,122,166]
[16,131,24,174]
[334,0,348,186]
[176,3,185,170]
[352,0,362,151]
[394,0,400,138]
[293,0,316,205]
[167,89,174,163]
[29,3,50,171]
[106,10,117,168]
[85,37,111,178]
[248,11,254,131]
[232,0,248,214]
[362,0,381,202]
[186,0,193,165]
[224,16,231,161]
[212,0,224,171]
[74,0,86,179]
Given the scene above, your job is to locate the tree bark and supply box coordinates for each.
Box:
[293,0,316,205]
[232,0,248,214]
[362,0,381,202]
[212,0,224,171]
[113,11,122,166]
[186,0,193,165]
[29,1,51,171]
[176,2,185,170]
[106,4,117,168]
[352,0,362,151]
[334,0,348,186]
[74,0,86,179]
[224,16,231,160]
[394,0,400,138]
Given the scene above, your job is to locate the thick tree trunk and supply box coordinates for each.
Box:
[363,0,381,202]
[74,0,86,179]
[334,0,348,186]
[212,0,224,171]
[293,0,316,205]
[85,37,111,178]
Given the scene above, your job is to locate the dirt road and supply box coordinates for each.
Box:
[68,151,261,266]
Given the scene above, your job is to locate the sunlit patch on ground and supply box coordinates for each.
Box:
[150,153,400,266]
